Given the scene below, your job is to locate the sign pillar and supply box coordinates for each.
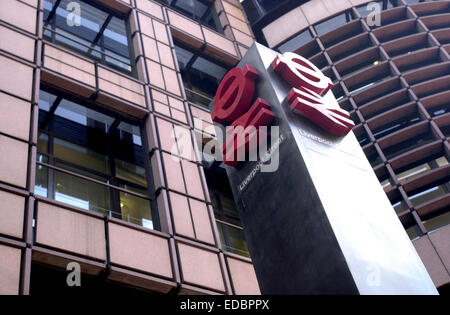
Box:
[211,43,437,294]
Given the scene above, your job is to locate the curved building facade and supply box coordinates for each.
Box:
[242,0,450,291]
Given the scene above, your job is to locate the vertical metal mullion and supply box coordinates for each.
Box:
[51,15,56,43]
[217,192,234,251]
[140,123,161,231]
[107,129,120,220]
[125,11,136,77]
[47,121,56,200]
[100,36,106,66]
[211,172,234,252]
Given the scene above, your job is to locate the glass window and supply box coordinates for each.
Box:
[119,185,153,229]
[383,131,435,160]
[406,224,421,240]
[408,182,450,208]
[396,155,447,184]
[216,222,249,257]
[157,0,222,33]
[35,88,157,229]
[398,163,430,183]
[276,29,313,53]
[404,0,435,4]
[174,42,230,108]
[356,0,399,18]
[372,112,421,139]
[428,103,449,117]
[423,211,450,233]
[381,178,393,191]
[54,164,111,214]
[348,82,376,95]
[205,167,249,257]
[53,137,110,175]
[43,0,133,74]
[35,154,49,198]
[314,11,354,36]
[115,159,147,187]
[364,144,383,167]
[392,200,407,214]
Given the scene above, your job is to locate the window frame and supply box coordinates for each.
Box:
[174,40,231,109]
[42,0,136,76]
[205,166,249,257]
[156,0,223,34]
[275,28,314,54]
[36,85,160,230]
[313,10,355,36]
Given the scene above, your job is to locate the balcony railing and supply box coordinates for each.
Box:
[216,219,250,257]
[185,87,214,109]
[43,26,133,74]
[35,159,154,230]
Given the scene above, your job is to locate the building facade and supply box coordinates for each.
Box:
[242,0,450,292]
[0,0,448,296]
[0,0,260,295]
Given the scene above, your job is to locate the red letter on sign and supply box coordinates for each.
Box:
[223,98,275,166]
[273,52,354,136]
[272,52,333,96]
[211,65,259,124]
[287,87,355,136]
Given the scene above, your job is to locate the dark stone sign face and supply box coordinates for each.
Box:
[211,43,437,294]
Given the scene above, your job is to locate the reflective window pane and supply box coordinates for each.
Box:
[381,178,393,191]
[55,0,108,42]
[158,0,222,33]
[174,43,229,108]
[429,103,449,118]
[114,122,145,168]
[103,17,129,57]
[372,112,421,139]
[54,165,111,215]
[55,98,114,130]
[115,159,147,187]
[397,163,430,183]
[436,156,449,167]
[37,133,49,154]
[36,88,155,229]
[44,0,133,74]
[357,0,398,18]
[409,183,449,207]
[406,224,421,240]
[392,200,407,214]
[277,29,313,53]
[54,137,110,175]
[423,211,450,233]
[35,155,49,198]
[217,222,249,257]
[119,185,152,229]
[314,11,354,36]
[38,90,57,112]
[206,167,248,256]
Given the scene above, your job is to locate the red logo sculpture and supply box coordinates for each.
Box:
[222,98,275,166]
[211,65,259,124]
[287,87,355,137]
[272,52,333,95]
[273,52,354,136]
[211,65,275,166]
[211,52,354,166]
